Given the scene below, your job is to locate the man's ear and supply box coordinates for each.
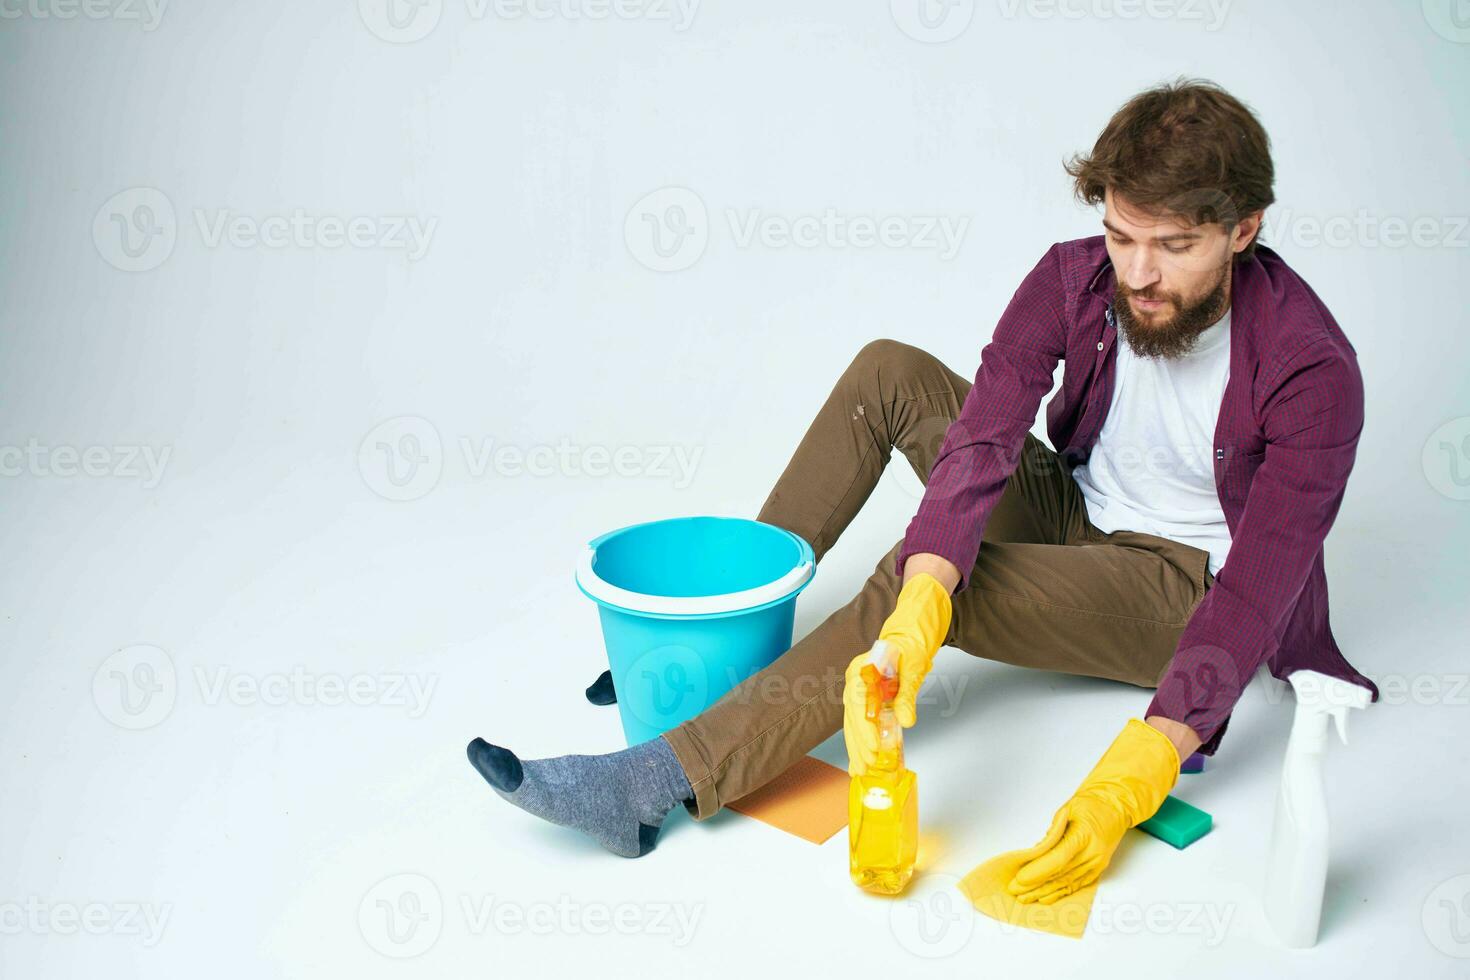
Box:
[1231,210,1264,255]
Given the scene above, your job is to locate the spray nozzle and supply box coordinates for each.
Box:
[863,640,900,721]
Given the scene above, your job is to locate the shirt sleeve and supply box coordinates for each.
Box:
[1146,336,1365,750]
[895,244,1068,592]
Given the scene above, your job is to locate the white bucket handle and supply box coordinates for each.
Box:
[576,547,813,616]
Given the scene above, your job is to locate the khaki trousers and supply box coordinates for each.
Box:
[662,339,1215,821]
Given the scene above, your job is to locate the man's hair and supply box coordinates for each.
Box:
[1065,78,1275,258]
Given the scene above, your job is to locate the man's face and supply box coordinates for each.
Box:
[1102,189,1250,359]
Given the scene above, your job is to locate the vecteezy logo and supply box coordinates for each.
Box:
[1423,0,1470,43]
[1157,643,1250,719]
[890,0,975,43]
[358,416,444,501]
[93,188,177,272]
[888,872,974,958]
[1424,417,1470,500]
[1423,874,1470,957]
[620,644,710,730]
[93,645,178,730]
[624,187,708,272]
[358,0,443,42]
[359,873,443,958]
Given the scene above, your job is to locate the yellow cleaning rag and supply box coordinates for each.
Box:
[957,849,1099,940]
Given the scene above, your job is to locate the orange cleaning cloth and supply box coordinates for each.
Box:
[727,755,850,845]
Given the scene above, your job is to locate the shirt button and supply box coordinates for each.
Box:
[1096,341,1104,351]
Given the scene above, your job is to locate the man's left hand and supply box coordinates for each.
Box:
[1007,718,1182,904]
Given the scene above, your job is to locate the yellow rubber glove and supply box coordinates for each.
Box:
[1007,719,1180,904]
[842,572,952,777]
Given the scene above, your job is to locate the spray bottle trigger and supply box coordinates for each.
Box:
[1329,690,1370,744]
[1287,670,1372,749]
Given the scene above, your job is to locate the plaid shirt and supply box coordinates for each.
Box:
[895,236,1378,754]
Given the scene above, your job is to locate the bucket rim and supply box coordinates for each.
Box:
[574,516,815,617]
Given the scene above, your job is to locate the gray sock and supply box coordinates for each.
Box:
[466,734,694,858]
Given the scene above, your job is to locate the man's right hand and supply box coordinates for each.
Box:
[841,572,954,776]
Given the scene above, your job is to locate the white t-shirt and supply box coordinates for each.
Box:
[1071,308,1233,577]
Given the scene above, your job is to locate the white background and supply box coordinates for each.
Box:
[2,1,1468,977]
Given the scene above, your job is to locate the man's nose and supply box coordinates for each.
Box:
[1124,250,1161,291]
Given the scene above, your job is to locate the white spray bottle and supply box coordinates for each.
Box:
[1263,669,1372,948]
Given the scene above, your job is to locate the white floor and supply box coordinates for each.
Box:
[2,452,1467,978]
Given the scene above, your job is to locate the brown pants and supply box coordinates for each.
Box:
[662,339,1216,821]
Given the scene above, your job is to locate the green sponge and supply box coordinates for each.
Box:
[1136,795,1212,849]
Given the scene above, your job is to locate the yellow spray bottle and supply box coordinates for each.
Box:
[847,639,918,895]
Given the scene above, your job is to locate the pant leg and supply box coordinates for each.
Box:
[662,538,921,820]
[947,436,1216,687]
[754,337,1071,555]
[665,340,1083,820]
[946,535,1210,687]
[755,338,976,559]
[665,513,1214,821]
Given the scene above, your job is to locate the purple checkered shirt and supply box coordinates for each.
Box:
[895,236,1378,754]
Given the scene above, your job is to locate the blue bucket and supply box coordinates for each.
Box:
[575,516,815,746]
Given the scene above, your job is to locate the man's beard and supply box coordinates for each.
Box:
[1114,261,1231,359]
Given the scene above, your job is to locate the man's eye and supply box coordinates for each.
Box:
[1162,243,1190,254]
